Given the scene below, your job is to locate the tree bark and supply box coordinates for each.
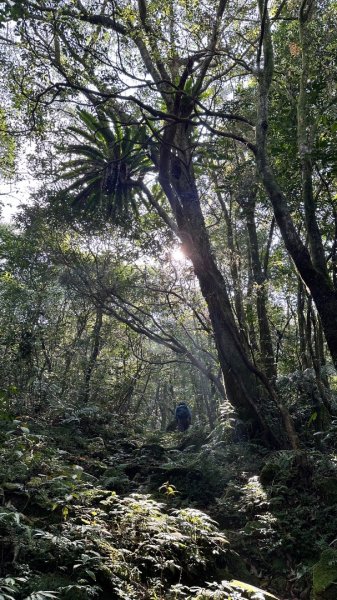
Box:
[297,277,310,370]
[216,190,247,339]
[82,307,103,404]
[298,0,327,278]
[243,190,276,380]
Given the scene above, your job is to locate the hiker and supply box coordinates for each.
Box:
[175,402,192,432]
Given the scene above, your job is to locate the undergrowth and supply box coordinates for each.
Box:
[0,412,337,599]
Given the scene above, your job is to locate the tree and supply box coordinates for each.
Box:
[255,0,337,367]
[53,229,227,406]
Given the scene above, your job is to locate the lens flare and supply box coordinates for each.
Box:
[171,247,186,262]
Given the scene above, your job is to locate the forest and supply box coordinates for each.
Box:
[0,0,336,598]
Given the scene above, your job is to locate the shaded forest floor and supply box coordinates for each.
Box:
[1,409,337,599]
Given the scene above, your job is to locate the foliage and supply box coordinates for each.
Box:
[312,549,337,600]
[2,0,337,447]
[0,222,222,431]
[0,108,16,180]
[212,446,337,598]
[58,109,152,227]
[2,405,337,598]
[0,417,280,600]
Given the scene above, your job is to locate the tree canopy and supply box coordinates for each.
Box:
[0,0,335,441]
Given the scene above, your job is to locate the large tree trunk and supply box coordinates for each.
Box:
[159,124,294,447]
[29,0,298,448]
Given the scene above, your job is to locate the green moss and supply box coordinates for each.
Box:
[313,549,337,599]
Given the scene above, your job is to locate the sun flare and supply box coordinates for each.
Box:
[171,246,186,262]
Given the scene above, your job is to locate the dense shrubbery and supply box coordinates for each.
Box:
[1,410,337,599]
[0,417,278,599]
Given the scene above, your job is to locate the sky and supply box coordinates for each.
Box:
[0,144,37,223]
[0,178,34,223]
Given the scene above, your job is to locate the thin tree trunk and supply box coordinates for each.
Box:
[61,311,89,396]
[316,317,327,381]
[216,190,247,338]
[82,307,103,404]
[246,255,259,354]
[297,278,310,370]
[298,0,327,277]
[244,190,276,380]
[133,369,152,414]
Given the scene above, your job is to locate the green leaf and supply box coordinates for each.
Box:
[230,580,279,598]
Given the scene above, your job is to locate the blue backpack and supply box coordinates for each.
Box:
[175,403,192,431]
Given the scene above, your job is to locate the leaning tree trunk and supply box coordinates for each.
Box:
[255,0,337,370]
[159,123,296,448]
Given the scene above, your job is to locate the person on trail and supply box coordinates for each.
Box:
[175,402,192,432]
